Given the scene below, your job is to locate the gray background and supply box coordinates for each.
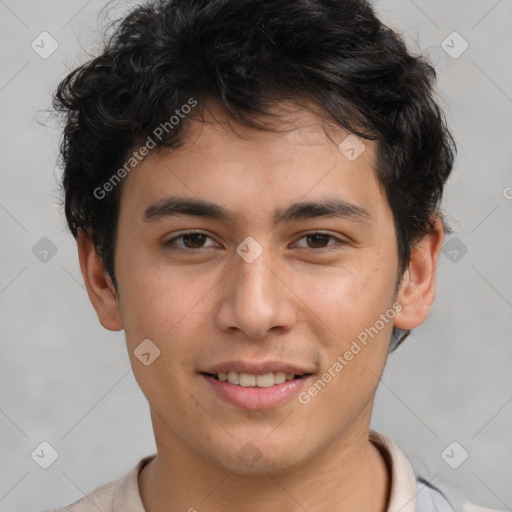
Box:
[0,0,511,510]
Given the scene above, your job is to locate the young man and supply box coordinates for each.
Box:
[48,0,500,511]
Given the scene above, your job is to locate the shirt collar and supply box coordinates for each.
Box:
[113,453,155,511]
[113,430,417,512]
[370,429,417,512]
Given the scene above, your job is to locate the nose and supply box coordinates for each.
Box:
[214,242,298,340]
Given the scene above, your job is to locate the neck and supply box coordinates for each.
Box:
[139,414,390,512]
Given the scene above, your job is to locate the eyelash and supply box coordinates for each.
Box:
[163,231,347,253]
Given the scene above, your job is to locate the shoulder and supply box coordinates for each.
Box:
[40,480,116,512]
[39,454,155,512]
[415,475,506,512]
[369,430,505,512]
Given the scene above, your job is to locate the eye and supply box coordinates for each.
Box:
[293,232,346,250]
[164,231,219,251]
[163,230,347,253]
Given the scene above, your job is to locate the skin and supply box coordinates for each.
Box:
[77,101,444,512]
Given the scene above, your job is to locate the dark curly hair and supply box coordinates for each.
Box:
[53,0,456,351]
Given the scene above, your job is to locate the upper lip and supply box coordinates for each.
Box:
[201,360,314,375]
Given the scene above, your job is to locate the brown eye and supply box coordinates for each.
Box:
[164,232,218,251]
[305,234,332,249]
[294,232,344,250]
[181,233,207,248]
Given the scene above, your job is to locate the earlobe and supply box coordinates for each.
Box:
[393,217,444,331]
[77,228,124,332]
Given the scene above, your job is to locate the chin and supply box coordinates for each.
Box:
[222,455,303,476]
[205,437,309,476]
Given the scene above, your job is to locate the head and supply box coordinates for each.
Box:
[54,0,455,474]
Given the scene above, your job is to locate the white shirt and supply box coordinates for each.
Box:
[42,430,502,512]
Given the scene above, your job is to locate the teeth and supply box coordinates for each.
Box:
[239,373,256,386]
[274,372,287,384]
[255,373,273,387]
[227,371,239,385]
[215,371,297,387]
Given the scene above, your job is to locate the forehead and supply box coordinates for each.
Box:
[117,101,385,226]
[177,100,366,156]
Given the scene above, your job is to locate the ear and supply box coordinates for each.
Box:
[77,228,124,331]
[393,217,444,330]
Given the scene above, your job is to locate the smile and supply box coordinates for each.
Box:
[201,372,313,410]
[207,371,301,387]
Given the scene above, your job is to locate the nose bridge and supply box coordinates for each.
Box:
[236,246,275,304]
[215,236,295,338]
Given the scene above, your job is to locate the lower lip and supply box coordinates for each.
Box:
[202,374,311,410]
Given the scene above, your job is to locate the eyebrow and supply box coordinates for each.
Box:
[141,196,371,225]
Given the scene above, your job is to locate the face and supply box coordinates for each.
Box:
[87,102,420,475]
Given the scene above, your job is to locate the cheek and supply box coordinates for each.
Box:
[117,257,203,343]
[291,256,397,342]
[119,264,210,406]
[299,263,395,410]
[336,267,396,380]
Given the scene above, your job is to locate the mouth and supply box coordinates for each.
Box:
[200,364,314,410]
[202,371,311,388]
